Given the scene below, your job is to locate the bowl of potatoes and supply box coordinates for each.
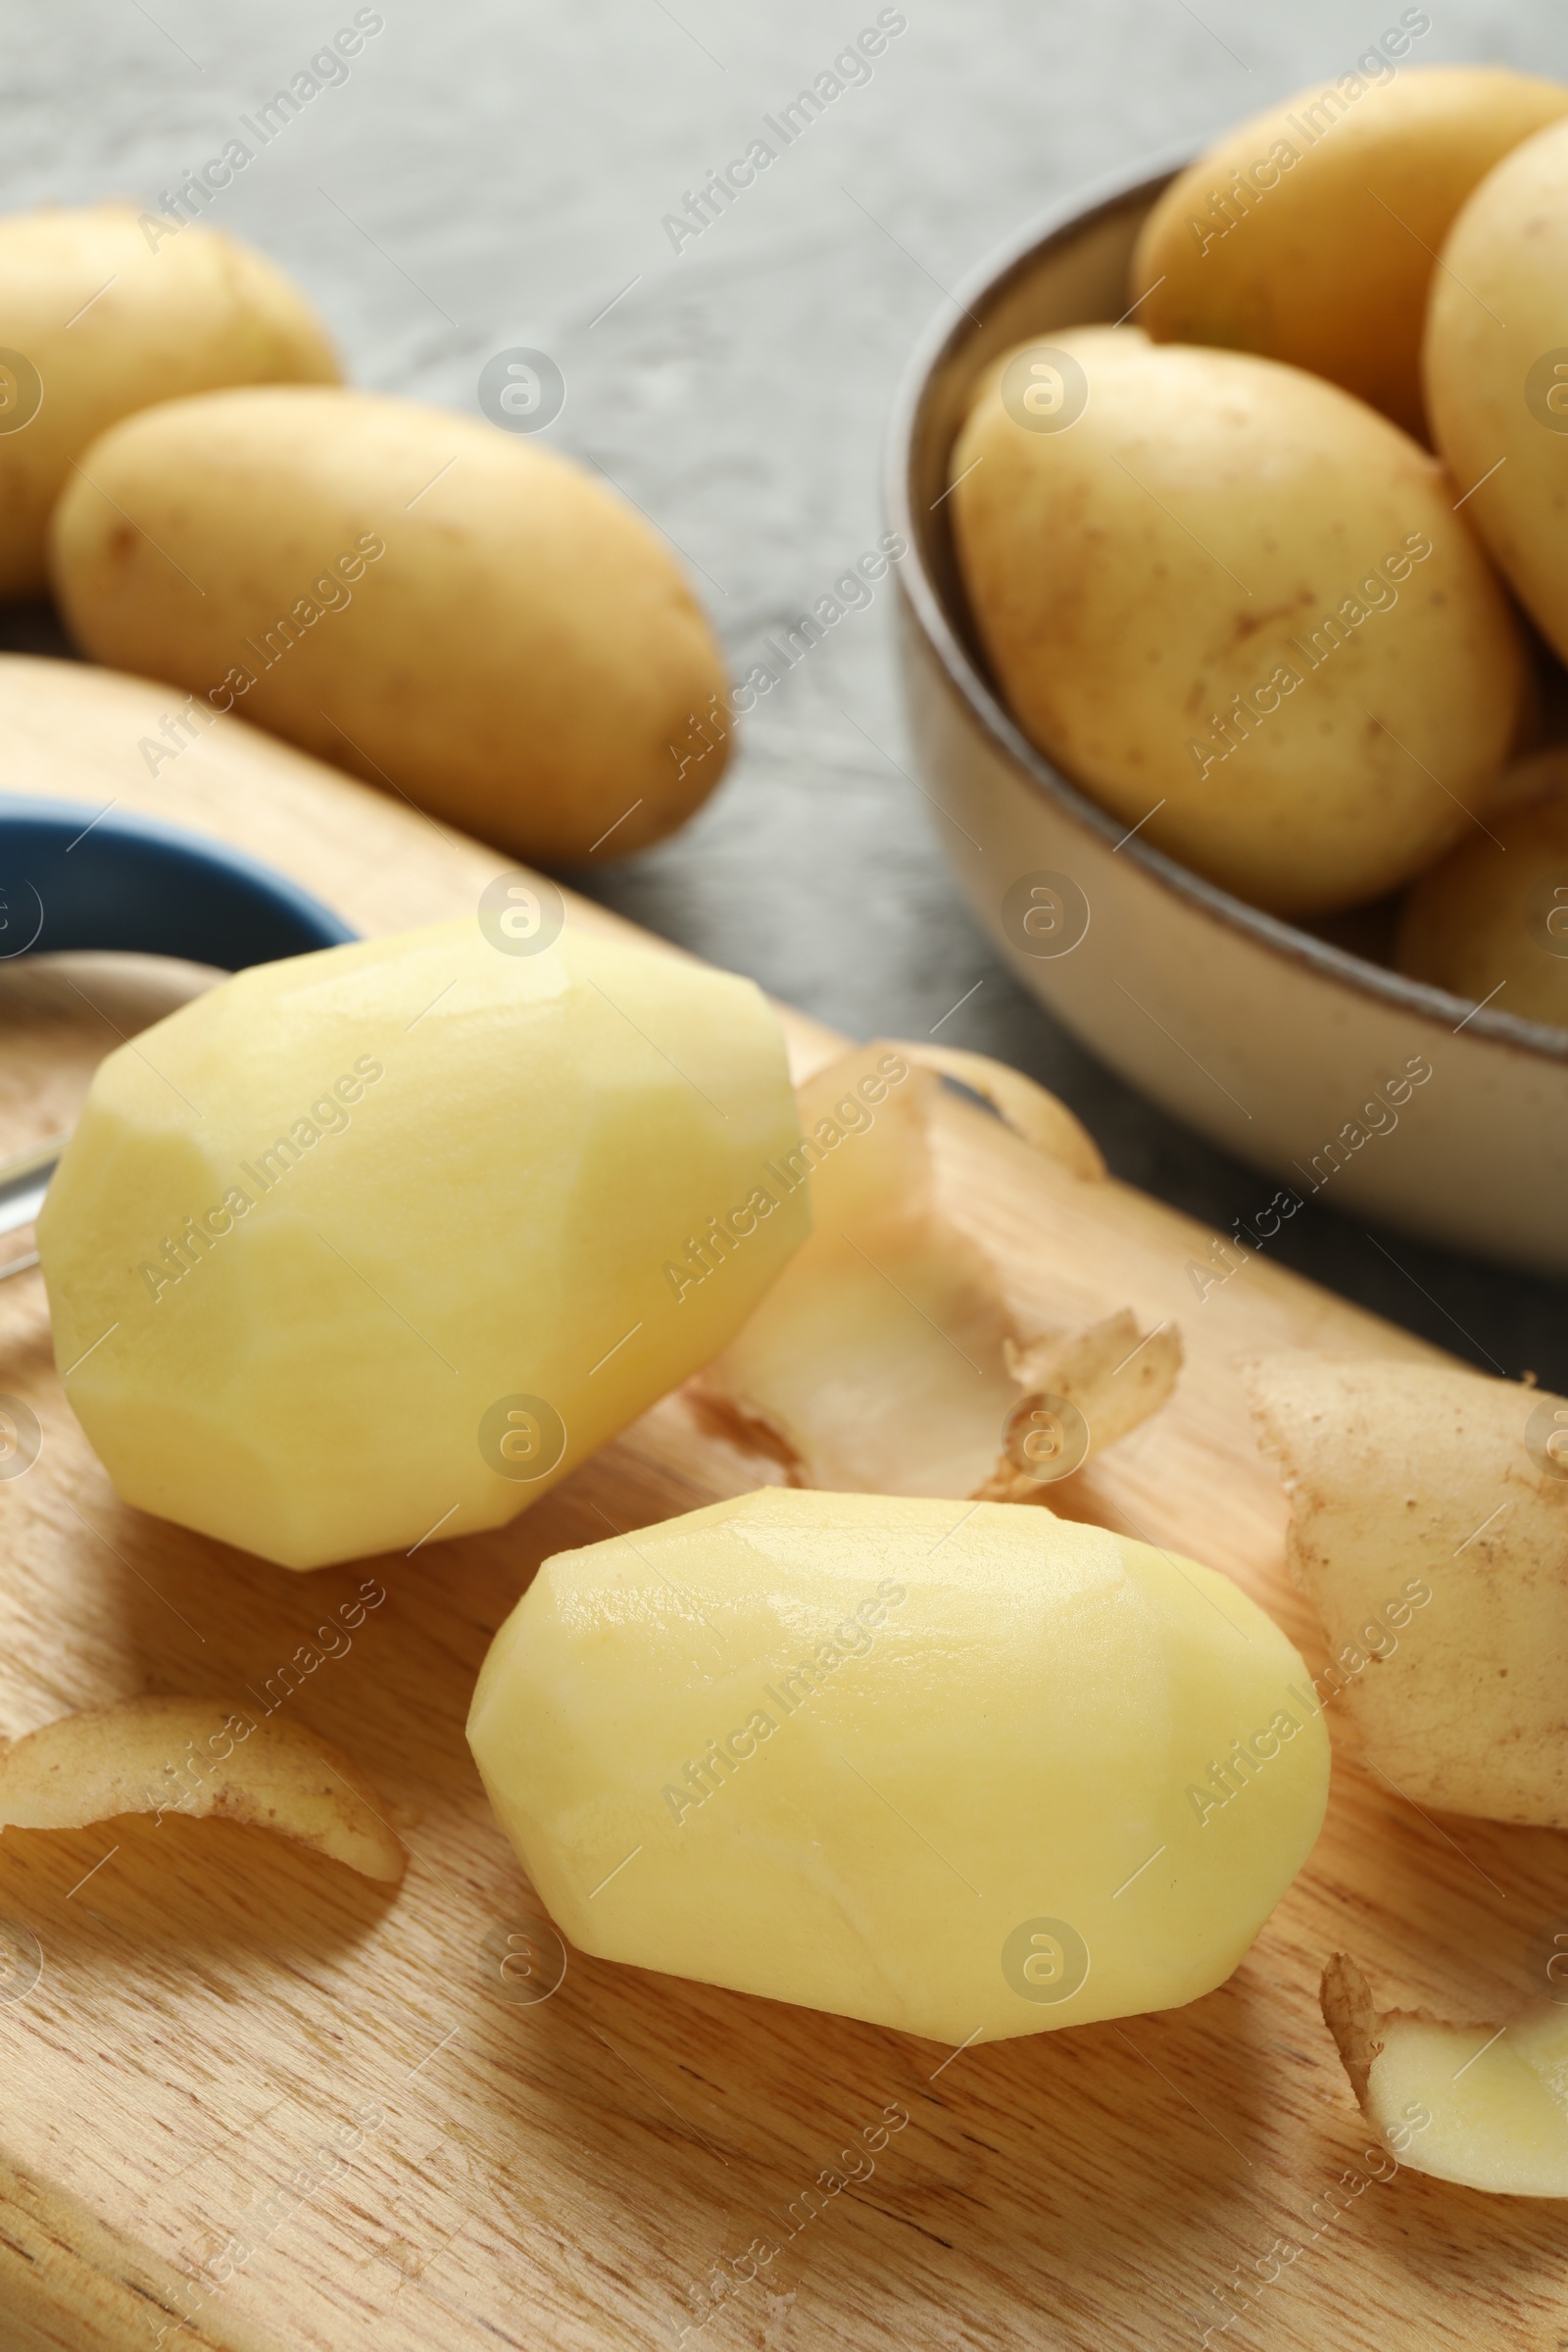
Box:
[891,65,1568,1274]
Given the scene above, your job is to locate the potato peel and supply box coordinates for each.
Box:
[0,1696,405,1884]
[698,1041,1180,1498]
[976,1312,1184,1502]
[1322,1952,1568,2197]
[1321,1949,1386,2108]
[887,1039,1106,1180]
[1249,1352,1568,1827]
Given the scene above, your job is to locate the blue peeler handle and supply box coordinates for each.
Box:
[0,797,359,967]
[0,797,360,1243]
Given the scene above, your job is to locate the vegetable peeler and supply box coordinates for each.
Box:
[0,798,357,1263]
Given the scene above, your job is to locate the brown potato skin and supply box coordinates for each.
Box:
[0,203,338,599]
[1425,117,1568,671]
[950,327,1525,918]
[49,386,732,864]
[1132,66,1568,439]
[1252,1354,1568,1829]
[1395,755,1568,1024]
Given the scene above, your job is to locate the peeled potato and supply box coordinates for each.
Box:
[1395,760,1568,1024]
[37,918,808,1569]
[0,203,337,600]
[467,1489,1329,2043]
[1131,65,1568,439]
[49,386,731,864]
[1426,116,1568,669]
[951,327,1525,916]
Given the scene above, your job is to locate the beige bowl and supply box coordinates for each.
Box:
[888,158,1568,1275]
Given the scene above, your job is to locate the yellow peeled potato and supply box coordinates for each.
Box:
[37,918,808,1569]
[0,202,337,600]
[1131,64,1568,438]
[1426,116,1568,669]
[468,1490,1329,2042]
[950,327,1525,916]
[49,387,732,865]
[1395,760,1568,1025]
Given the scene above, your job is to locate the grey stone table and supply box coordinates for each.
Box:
[6,0,1567,1378]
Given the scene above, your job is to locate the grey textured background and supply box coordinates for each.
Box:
[6,0,1568,1380]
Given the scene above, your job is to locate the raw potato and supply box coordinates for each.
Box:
[37,918,808,1569]
[467,1489,1329,2043]
[0,203,337,600]
[697,1040,1180,1495]
[1323,1952,1568,2196]
[0,1696,403,1882]
[1132,65,1568,438]
[1426,116,1568,669]
[1250,1354,1568,1826]
[950,328,1525,917]
[1395,756,1568,1024]
[49,386,733,864]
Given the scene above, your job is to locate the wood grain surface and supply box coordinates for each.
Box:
[0,661,1564,2352]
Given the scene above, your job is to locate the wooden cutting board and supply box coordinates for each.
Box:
[0,664,1563,2352]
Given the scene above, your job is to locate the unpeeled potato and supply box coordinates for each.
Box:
[1131,64,1568,439]
[0,203,337,599]
[49,387,732,864]
[1426,115,1568,670]
[1395,753,1568,1025]
[950,327,1526,916]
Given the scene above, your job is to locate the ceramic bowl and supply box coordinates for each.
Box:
[888,153,1568,1275]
